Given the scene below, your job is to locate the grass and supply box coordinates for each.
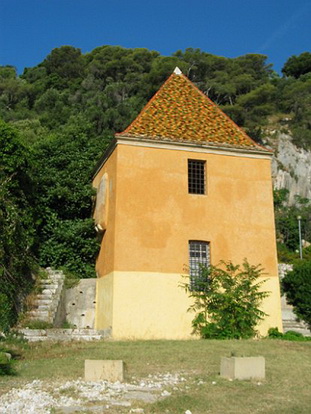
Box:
[0,339,310,413]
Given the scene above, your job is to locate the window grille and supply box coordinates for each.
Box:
[188,160,206,194]
[189,241,210,290]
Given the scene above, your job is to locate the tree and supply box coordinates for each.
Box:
[282,260,311,329]
[0,121,36,330]
[41,46,86,89]
[274,190,311,256]
[32,120,108,278]
[282,52,311,79]
[182,260,269,339]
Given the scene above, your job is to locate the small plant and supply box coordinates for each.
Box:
[61,321,76,329]
[182,259,269,339]
[23,320,53,330]
[267,327,283,338]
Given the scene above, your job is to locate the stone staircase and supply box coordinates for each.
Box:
[282,319,311,336]
[282,299,311,336]
[25,268,65,324]
[19,268,111,342]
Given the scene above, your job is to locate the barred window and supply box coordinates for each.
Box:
[189,241,210,290]
[188,160,206,194]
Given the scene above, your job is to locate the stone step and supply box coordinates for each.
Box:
[40,283,59,290]
[19,328,111,342]
[282,320,311,336]
[34,299,53,306]
[46,272,64,279]
[28,310,50,318]
[36,294,53,300]
[41,288,57,295]
[36,305,51,311]
[283,319,308,327]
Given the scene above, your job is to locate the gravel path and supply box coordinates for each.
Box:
[0,373,187,413]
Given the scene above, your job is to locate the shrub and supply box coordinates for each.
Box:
[282,260,311,329]
[0,352,15,376]
[182,260,269,339]
[0,293,13,332]
[268,327,311,341]
[0,331,27,376]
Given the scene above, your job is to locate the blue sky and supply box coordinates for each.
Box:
[1,0,310,75]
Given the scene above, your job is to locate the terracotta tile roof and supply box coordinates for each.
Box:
[117,69,266,150]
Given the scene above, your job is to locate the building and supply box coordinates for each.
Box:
[92,68,283,339]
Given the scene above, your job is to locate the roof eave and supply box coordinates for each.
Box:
[116,134,273,157]
[92,138,117,179]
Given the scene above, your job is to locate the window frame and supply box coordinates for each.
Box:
[188,240,211,291]
[188,159,206,195]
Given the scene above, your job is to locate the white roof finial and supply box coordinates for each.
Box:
[173,67,182,75]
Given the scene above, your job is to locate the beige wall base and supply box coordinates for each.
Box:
[95,272,283,340]
[257,276,283,335]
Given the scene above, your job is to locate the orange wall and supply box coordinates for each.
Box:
[94,142,278,278]
[93,147,118,276]
[93,142,282,337]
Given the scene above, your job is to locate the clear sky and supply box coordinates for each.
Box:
[0,0,310,75]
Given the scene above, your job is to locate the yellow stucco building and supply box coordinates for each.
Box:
[93,68,283,339]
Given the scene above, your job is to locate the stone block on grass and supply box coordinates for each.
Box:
[85,359,124,382]
[220,356,265,380]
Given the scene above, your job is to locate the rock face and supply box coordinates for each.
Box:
[268,133,311,204]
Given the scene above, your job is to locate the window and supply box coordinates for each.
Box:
[189,241,210,290]
[188,159,206,194]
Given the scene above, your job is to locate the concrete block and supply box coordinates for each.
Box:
[220,356,265,380]
[85,359,124,382]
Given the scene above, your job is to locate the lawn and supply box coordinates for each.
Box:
[1,338,311,413]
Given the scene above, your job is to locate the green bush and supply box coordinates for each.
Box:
[0,352,15,376]
[268,327,311,341]
[0,293,13,332]
[0,331,27,376]
[282,260,311,329]
[267,327,284,338]
[182,260,269,339]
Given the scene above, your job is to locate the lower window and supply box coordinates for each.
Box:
[189,240,210,290]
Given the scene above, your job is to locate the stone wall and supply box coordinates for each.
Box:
[65,279,97,329]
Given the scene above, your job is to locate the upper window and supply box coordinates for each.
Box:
[189,240,210,290]
[188,159,206,194]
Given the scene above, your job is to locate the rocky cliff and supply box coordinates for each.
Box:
[264,132,311,204]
